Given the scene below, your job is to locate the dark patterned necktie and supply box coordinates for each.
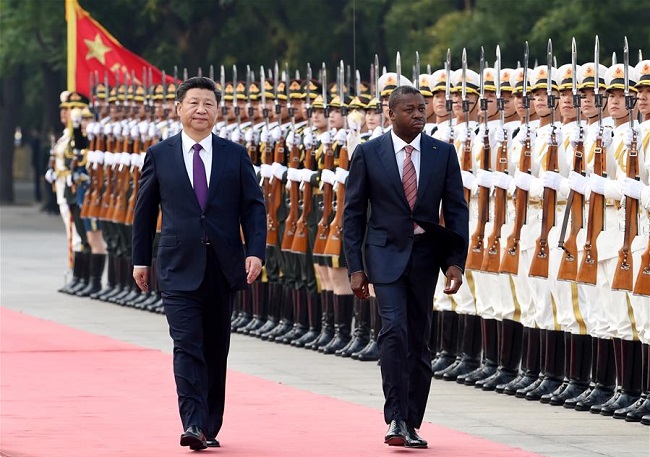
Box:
[192,143,208,210]
[402,145,417,209]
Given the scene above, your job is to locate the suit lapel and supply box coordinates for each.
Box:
[169,134,197,202]
[377,133,409,207]
[207,134,226,201]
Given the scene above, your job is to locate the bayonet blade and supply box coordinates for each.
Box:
[612,52,617,66]
[571,37,578,96]
[624,37,630,96]
[495,45,502,99]
[396,52,401,88]
[260,66,266,107]
[209,65,214,81]
[374,55,380,100]
[547,38,553,97]
[232,65,238,100]
[321,62,327,110]
[479,46,485,99]
[220,65,226,109]
[414,51,420,90]
[445,49,451,101]
[523,41,529,97]
[594,35,600,90]
[461,48,467,101]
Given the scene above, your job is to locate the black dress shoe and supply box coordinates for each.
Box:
[180,425,207,450]
[384,419,407,446]
[404,424,428,448]
[206,438,220,447]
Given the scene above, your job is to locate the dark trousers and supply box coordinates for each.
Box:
[373,238,439,428]
[162,246,235,439]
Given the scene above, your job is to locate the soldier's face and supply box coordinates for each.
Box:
[237,99,248,121]
[607,89,627,119]
[60,107,69,125]
[329,107,343,129]
[176,88,219,137]
[559,90,575,121]
[484,91,498,119]
[637,86,650,116]
[580,88,598,119]
[154,101,165,119]
[532,89,556,117]
[365,109,380,131]
[502,92,516,118]
[290,98,305,121]
[424,96,434,119]
[432,92,447,117]
[311,108,327,129]
[381,96,390,120]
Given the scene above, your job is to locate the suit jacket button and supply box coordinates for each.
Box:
[201,215,206,220]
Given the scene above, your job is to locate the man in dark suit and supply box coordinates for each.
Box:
[132,77,266,450]
[343,85,469,448]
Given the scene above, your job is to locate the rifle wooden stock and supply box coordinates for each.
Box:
[576,137,606,285]
[266,140,285,246]
[124,138,142,226]
[634,239,650,296]
[99,135,118,221]
[500,135,532,274]
[313,143,335,256]
[467,137,491,271]
[557,142,585,281]
[281,142,301,251]
[247,140,259,165]
[110,136,132,224]
[291,146,314,254]
[461,136,473,205]
[80,134,97,219]
[612,140,639,291]
[482,138,508,273]
[323,145,349,257]
[529,137,558,278]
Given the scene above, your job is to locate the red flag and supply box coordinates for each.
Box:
[66,0,175,96]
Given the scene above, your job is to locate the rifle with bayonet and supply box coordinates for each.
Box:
[501,42,532,275]
[467,47,491,271]
[446,48,454,144]
[529,39,559,279]
[292,64,315,255]
[81,71,99,219]
[612,37,639,292]
[557,38,585,281]
[576,36,607,285]
[282,64,301,252]
[267,62,286,247]
[460,48,473,206]
[482,46,507,273]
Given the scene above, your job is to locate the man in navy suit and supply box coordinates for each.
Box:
[344,85,469,448]
[132,77,266,450]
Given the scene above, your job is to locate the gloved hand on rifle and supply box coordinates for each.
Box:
[623,126,642,149]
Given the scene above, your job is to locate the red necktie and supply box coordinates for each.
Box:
[402,145,417,210]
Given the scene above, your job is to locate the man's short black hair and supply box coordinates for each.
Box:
[176,77,220,103]
[388,85,422,110]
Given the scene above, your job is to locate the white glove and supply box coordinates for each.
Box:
[495,126,510,147]
[89,122,100,137]
[138,121,149,137]
[457,125,476,144]
[244,129,254,143]
[270,162,287,180]
[475,169,493,189]
[70,108,82,127]
[514,170,534,191]
[103,151,113,166]
[460,170,477,192]
[334,129,347,144]
[301,168,318,183]
[112,123,122,137]
[286,131,299,148]
[568,171,589,195]
[541,170,564,191]
[130,153,140,167]
[549,125,563,146]
[44,169,57,184]
[253,165,261,176]
[436,124,452,143]
[588,173,608,195]
[623,126,642,149]
[348,110,364,131]
[335,167,349,185]
[66,173,73,187]
[130,125,139,140]
[218,126,229,140]
[231,128,242,144]
[347,131,361,157]
[319,131,332,145]
[121,152,131,166]
[121,124,130,139]
[148,122,157,140]
[569,126,584,149]
[102,123,111,137]
[514,126,536,146]
[259,163,273,179]
[271,125,282,143]
[320,169,336,186]
[95,151,105,165]
[139,152,146,168]
[493,171,513,191]
[260,127,271,144]
[586,125,613,149]
[286,167,302,182]
[303,131,314,149]
[621,177,645,200]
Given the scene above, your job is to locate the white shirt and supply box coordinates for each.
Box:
[391,130,422,186]
[390,130,425,234]
[181,130,212,188]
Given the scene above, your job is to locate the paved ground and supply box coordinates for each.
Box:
[1,199,649,457]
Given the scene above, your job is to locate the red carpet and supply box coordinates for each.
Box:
[0,307,543,457]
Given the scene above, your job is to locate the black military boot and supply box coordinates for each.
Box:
[321,294,353,354]
[541,331,572,404]
[306,291,335,351]
[432,311,460,376]
[462,318,499,386]
[574,337,616,411]
[252,283,281,337]
[59,251,84,294]
[280,289,309,344]
[564,336,598,408]
[99,255,124,302]
[76,253,106,297]
[232,287,253,332]
[525,330,565,401]
[624,343,650,422]
[442,314,482,381]
[588,338,622,414]
[292,292,321,347]
[116,260,141,305]
[497,324,529,393]
[110,257,134,304]
[91,253,116,299]
[353,296,380,361]
[601,339,642,416]
[550,334,592,406]
[230,290,245,328]
[512,328,544,397]
[480,319,524,391]
[241,282,268,335]
[264,285,294,341]
[337,297,370,357]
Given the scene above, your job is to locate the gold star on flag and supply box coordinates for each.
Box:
[84,34,111,65]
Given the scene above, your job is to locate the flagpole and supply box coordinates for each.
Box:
[66,0,78,91]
